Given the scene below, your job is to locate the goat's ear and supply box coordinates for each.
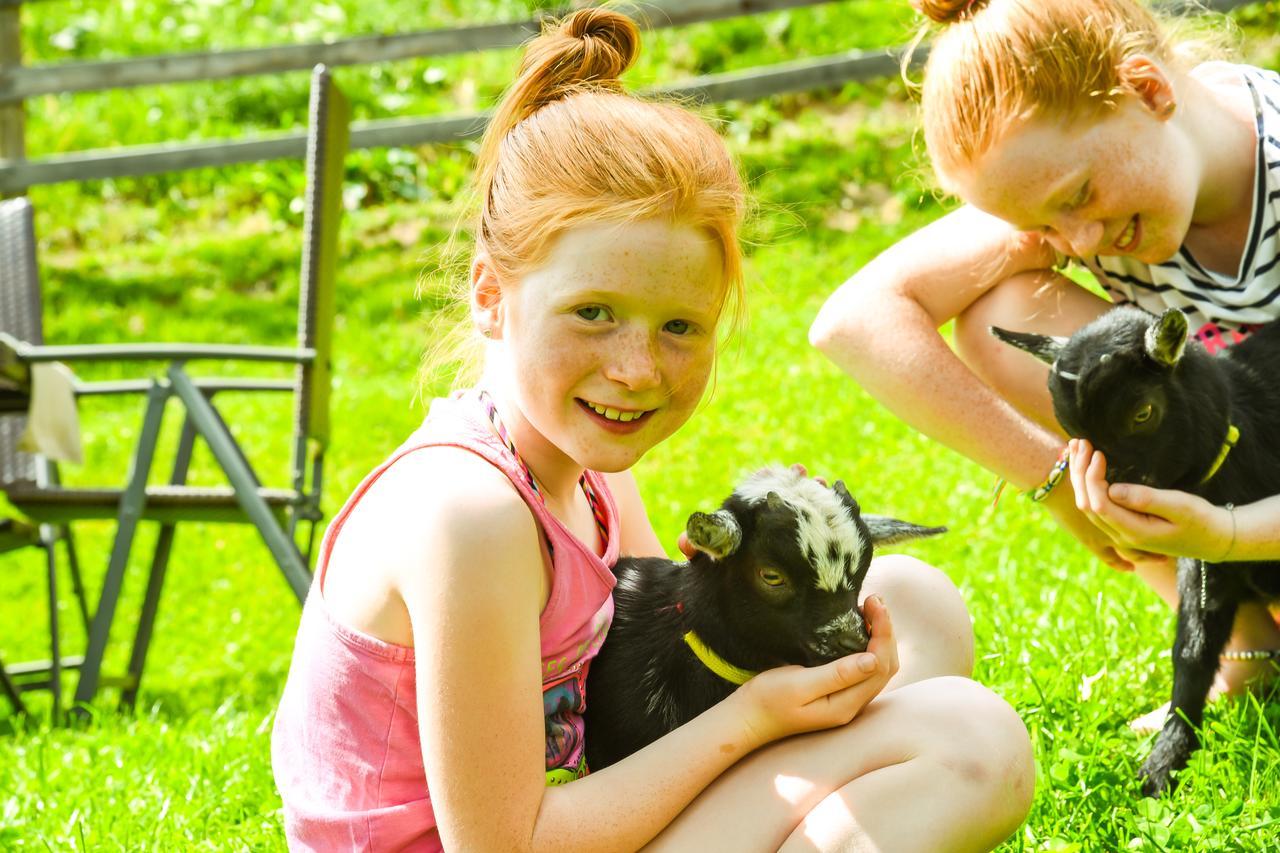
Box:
[989,326,1067,366]
[831,479,861,514]
[765,491,786,512]
[863,516,947,547]
[1144,309,1188,368]
[686,509,742,560]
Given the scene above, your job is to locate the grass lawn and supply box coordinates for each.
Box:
[4,1,1280,850]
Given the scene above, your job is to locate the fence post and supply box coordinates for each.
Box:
[0,4,24,198]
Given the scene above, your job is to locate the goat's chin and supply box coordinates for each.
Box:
[803,642,862,664]
[1105,463,1159,488]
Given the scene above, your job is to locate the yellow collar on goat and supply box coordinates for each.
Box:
[1199,424,1240,486]
[682,631,757,685]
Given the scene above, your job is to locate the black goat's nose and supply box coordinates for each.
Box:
[835,632,868,654]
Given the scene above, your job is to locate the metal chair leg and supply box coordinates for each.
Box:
[61,526,91,632]
[168,365,312,602]
[0,656,26,715]
[73,381,170,709]
[120,414,197,709]
[42,524,62,722]
[46,464,91,632]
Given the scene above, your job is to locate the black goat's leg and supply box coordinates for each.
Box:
[1140,558,1239,796]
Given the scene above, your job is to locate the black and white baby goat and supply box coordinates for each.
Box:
[583,465,944,771]
[993,306,1280,796]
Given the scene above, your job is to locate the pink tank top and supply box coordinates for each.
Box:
[271,391,619,851]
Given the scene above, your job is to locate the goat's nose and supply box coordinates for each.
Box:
[834,629,868,654]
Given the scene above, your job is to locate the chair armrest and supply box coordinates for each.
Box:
[0,333,316,366]
[74,377,297,397]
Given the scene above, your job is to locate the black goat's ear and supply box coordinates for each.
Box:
[863,516,947,547]
[686,509,742,560]
[765,491,786,512]
[1144,309,1188,368]
[989,326,1067,366]
[832,479,861,514]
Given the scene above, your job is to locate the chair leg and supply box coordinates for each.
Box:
[42,525,62,722]
[168,365,312,602]
[73,381,170,709]
[121,414,196,710]
[119,524,175,710]
[61,526,91,633]
[45,464,92,632]
[0,655,26,715]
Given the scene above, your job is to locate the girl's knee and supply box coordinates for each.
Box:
[865,556,975,676]
[952,271,1105,425]
[911,677,1036,821]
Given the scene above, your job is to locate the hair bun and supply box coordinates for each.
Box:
[556,8,640,82]
[912,0,988,25]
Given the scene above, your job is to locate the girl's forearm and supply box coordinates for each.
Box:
[1230,495,1280,561]
[529,697,761,852]
[813,287,1063,489]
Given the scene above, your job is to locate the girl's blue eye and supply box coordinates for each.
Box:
[664,319,692,335]
[576,306,610,322]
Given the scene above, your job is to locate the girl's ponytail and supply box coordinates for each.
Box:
[476,9,640,192]
[912,0,990,25]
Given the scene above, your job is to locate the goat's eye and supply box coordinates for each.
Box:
[759,569,787,587]
[1133,404,1154,424]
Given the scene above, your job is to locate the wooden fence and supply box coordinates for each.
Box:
[0,0,1258,194]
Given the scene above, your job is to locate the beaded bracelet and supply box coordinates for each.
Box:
[1027,446,1071,502]
[1221,648,1280,662]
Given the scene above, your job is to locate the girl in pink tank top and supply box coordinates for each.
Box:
[271,391,619,849]
[271,7,1033,851]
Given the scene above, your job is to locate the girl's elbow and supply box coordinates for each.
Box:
[809,291,875,362]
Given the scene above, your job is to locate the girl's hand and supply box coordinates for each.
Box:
[728,595,898,749]
[1042,481,1146,572]
[1068,439,1233,562]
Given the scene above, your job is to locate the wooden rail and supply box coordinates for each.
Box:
[0,44,913,193]
[0,1,833,102]
[0,0,1261,192]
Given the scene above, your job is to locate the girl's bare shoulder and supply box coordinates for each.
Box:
[331,445,539,586]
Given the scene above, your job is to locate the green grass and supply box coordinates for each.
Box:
[4,1,1280,849]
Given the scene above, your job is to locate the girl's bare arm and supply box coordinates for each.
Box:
[810,205,1066,489]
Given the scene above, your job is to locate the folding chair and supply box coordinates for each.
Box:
[0,64,349,711]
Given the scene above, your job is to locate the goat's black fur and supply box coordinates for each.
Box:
[993,306,1280,796]
[583,466,944,770]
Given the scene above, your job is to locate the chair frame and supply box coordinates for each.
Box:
[0,64,349,713]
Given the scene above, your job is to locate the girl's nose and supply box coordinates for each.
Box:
[603,330,662,390]
[1058,216,1104,257]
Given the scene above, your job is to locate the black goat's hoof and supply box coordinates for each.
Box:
[1139,750,1185,797]
[1139,764,1177,798]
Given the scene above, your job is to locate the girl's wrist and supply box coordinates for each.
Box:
[721,685,777,753]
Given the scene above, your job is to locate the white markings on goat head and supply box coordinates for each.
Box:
[735,466,866,593]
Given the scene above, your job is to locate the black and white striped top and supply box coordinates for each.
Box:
[1084,63,1280,352]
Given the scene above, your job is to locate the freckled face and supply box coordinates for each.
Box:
[950,99,1199,264]
[499,219,724,474]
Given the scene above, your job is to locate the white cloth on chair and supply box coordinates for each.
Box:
[19,362,82,464]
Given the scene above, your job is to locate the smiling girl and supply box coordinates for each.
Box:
[811,0,1280,703]
[271,8,1032,851]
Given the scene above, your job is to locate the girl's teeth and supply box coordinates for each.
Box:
[587,402,646,422]
[1117,218,1137,250]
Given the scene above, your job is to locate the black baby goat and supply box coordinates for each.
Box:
[993,306,1280,796]
[584,465,944,771]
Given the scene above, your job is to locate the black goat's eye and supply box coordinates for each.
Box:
[759,569,787,587]
[1133,404,1154,424]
